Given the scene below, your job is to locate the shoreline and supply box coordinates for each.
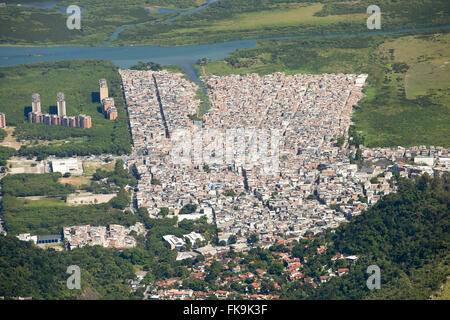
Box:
[1,24,449,49]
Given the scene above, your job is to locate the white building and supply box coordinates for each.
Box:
[162,235,185,250]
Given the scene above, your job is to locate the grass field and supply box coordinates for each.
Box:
[201,31,450,148]
[0,60,132,157]
[0,127,23,150]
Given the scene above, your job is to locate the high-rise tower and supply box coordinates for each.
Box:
[57,92,66,117]
[32,93,41,113]
[99,79,108,102]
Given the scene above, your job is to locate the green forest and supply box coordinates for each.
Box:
[0,210,217,299]
[0,0,167,46]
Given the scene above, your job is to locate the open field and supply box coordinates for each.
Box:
[17,197,67,208]
[168,3,364,34]
[202,31,450,148]
[378,33,450,99]
[7,158,46,174]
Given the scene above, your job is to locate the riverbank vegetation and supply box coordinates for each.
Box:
[0,60,132,158]
[1,0,447,47]
[0,160,138,235]
[1,173,75,197]
[202,30,450,148]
